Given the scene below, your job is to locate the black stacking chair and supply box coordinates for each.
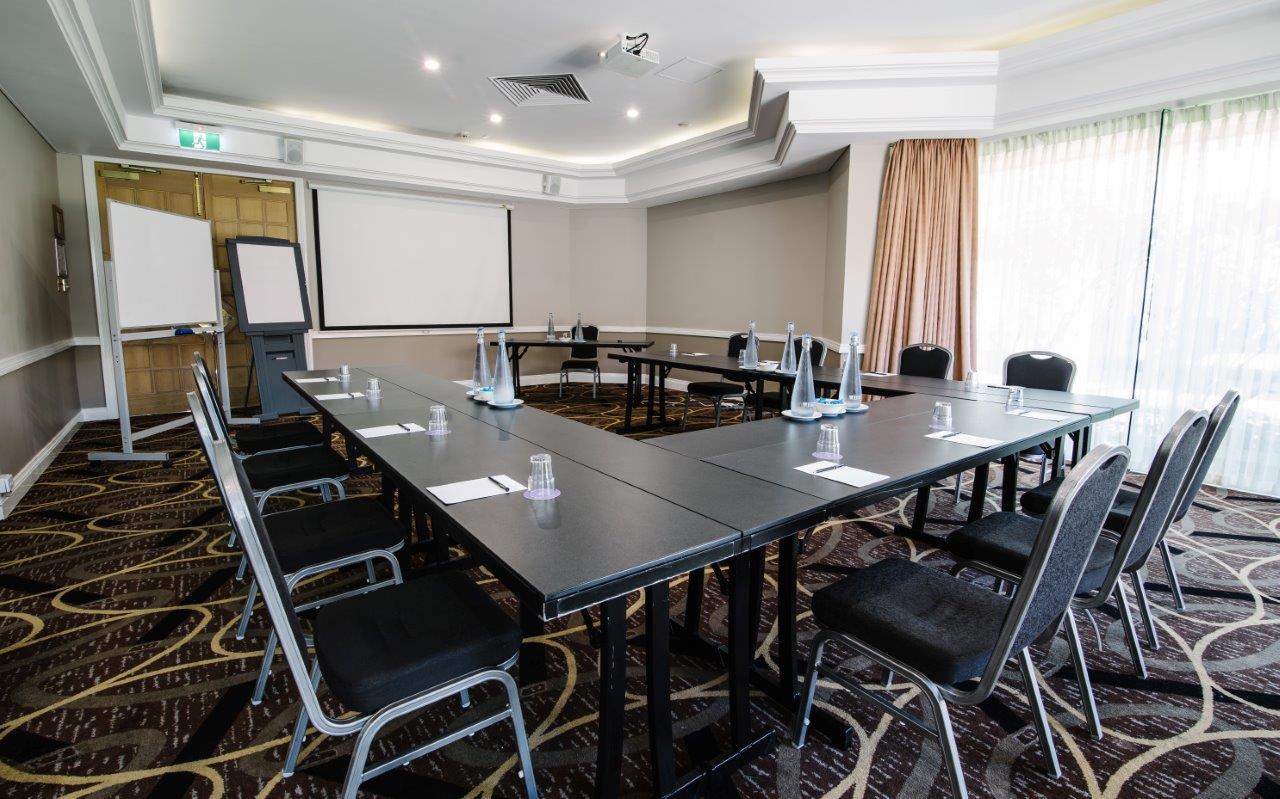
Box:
[946,408,1206,741]
[193,352,325,455]
[752,337,829,419]
[1021,390,1240,612]
[792,445,1130,799]
[1005,350,1077,392]
[204,431,537,798]
[559,324,600,398]
[898,343,953,378]
[189,392,406,702]
[682,333,749,430]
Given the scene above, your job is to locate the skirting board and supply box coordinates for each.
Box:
[0,411,83,521]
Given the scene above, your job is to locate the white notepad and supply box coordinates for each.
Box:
[863,371,892,377]
[795,461,889,487]
[1012,409,1069,421]
[683,352,710,356]
[296,376,339,384]
[314,392,364,401]
[926,431,1002,448]
[426,475,527,505]
[357,422,425,438]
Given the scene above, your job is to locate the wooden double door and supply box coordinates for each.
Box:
[95,163,297,415]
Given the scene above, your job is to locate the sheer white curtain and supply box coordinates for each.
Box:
[1129,92,1280,496]
[976,113,1162,446]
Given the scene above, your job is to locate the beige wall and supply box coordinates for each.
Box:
[0,91,80,478]
[55,153,105,408]
[569,208,646,327]
[841,143,890,343]
[823,150,851,344]
[646,174,830,338]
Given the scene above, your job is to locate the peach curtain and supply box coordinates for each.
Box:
[864,139,977,377]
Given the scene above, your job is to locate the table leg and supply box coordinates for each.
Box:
[658,367,667,425]
[380,473,395,511]
[519,599,547,686]
[512,346,524,396]
[1001,454,1019,512]
[967,463,990,523]
[754,378,765,420]
[727,552,752,747]
[595,596,627,799]
[622,362,635,433]
[682,566,705,640]
[1051,436,1065,480]
[747,549,766,656]
[644,584,676,795]
[777,536,798,699]
[645,364,656,426]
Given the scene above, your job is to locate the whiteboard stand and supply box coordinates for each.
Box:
[88,262,254,463]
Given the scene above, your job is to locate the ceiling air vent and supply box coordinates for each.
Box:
[490,74,590,107]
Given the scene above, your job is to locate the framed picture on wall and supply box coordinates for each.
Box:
[52,204,68,293]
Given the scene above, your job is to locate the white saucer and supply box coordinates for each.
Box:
[488,398,525,408]
[781,409,821,422]
[844,403,869,413]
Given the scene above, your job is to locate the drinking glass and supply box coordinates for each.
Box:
[930,401,953,431]
[427,405,449,436]
[525,453,560,500]
[366,377,381,400]
[1006,386,1025,412]
[964,370,980,391]
[814,424,841,461]
[669,343,678,356]
[338,363,351,383]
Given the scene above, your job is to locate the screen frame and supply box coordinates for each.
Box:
[226,236,313,334]
[312,189,515,331]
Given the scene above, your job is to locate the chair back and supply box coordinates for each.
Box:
[1170,390,1240,523]
[1004,351,1076,391]
[727,333,749,359]
[189,391,337,733]
[898,343,953,379]
[571,325,599,359]
[1111,410,1208,578]
[192,352,232,435]
[791,337,827,368]
[971,445,1128,696]
[191,361,230,441]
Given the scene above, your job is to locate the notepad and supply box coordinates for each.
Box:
[1013,410,1069,421]
[795,461,889,487]
[426,475,527,505]
[683,352,710,356]
[357,422,425,439]
[314,392,364,401]
[926,431,1002,448]
[863,371,892,377]
[296,376,339,384]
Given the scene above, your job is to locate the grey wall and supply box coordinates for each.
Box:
[55,152,104,408]
[0,91,80,480]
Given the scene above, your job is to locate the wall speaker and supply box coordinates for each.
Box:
[542,174,561,196]
[281,138,305,165]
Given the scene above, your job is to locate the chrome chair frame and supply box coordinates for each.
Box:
[207,437,537,799]
[793,445,1130,799]
[192,352,316,460]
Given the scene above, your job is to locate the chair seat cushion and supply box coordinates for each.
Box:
[233,420,325,455]
[811,559,1011,685]
[946,511,1118,594]
[1021,478,1138,531]
[561,359,599,370]
[687,381,744,398]
[314,572,521,713]
[265,498,404,574]
[242,447,348,491]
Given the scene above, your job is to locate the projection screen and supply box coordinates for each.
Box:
[313,187,512,329]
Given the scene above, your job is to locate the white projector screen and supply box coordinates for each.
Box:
[314,187,512,329]
[107,201,220,329]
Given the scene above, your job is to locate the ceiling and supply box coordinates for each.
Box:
[148,0,1154,163]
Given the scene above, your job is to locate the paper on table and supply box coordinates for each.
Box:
[426,475,527,505]
[357,422,425,438]
[925,431,1002,448]
[684,352,710,356]
[1021,410,1069,421]
[314,392,364,401]
[296,377,339,383]
[863,371,892,377]
[794,461,889,487]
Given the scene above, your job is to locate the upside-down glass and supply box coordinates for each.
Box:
[339,363,351,383]
[743,320,760,369]
[965,370,980,391]
[779,322,798,374]
[838,331,864,410]
[931,401,953,431]
[365,377,381,399]
[814,423,841,461]
[472,327,492,390]
[669,343,678,356]
[789,334,818,418]
[525,453,560,500]
[492,331,516,405]
[1006,386,1025,412]
[427,405,449,436]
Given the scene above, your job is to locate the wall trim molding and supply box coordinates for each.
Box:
[0,338,83,380]
[305,325,844,352]
[0,411,82,521]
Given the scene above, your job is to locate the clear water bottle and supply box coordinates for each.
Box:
[743,321,760,369]
[492,331,516,405]
[546,313,556,341]
[790,335,818,418]
[779,322,798,374]
[838,331,864,410]
[472,327,491,390]
[573,313,584,342]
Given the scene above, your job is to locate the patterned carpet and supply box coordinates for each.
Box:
[1,383,1278,798]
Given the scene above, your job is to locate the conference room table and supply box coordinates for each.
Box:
[284,365,1127,798]
[489,337,654,396]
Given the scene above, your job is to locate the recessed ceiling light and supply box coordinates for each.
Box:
[423,57,441,71]
[677,121,689,127]
[598,50,607,59]
[489,113,503,124]
[626,107,640,119]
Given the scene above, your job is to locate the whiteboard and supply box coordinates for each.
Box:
[228,240,308,328]
[314,187,511,329]
[107,201,220,328]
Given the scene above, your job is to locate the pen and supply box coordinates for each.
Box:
[814,463,841,474]
[937,431,959,439]
[399,423,413,432]
[488,476,509,492]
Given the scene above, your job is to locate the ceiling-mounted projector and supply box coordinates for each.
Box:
[599,33,660,77]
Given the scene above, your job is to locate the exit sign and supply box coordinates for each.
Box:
[178,127,221,151]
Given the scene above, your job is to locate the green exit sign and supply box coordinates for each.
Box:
[178,127,221,151]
